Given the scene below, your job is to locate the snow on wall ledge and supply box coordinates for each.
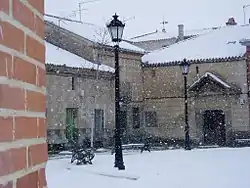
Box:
[142,25,250,64]
[45,42,115,73]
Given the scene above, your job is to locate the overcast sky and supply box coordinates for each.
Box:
[45,0,250,38]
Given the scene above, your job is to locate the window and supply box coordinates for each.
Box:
[133,107,140,129]
[120,111,127,131]
[196,66,199,76]
[55,129,61,137]
[151,69,156,77]
[145,111,157,127]
[71,77,75,90]
[94,109,104,136]
[65,108,78,142]
[66,108,78,127]
[121,82,132,102]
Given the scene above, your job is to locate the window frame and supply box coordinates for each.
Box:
[71,77,76,90]
[132,107,140,129]
[144,111,157,127]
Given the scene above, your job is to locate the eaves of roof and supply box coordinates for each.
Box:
[142,56,246,68]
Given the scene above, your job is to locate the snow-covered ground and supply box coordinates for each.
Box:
[46,148,250,188]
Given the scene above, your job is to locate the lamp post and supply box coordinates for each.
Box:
[179,59,191,150]
[107,13,125,170]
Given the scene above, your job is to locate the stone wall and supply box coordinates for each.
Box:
[142,60,250,141]
[0,0,47,187]
[143,60,248,97]
[46,69,115,144]
[97,46,145,135]
[98,47,144,102]
[44,21,147,145]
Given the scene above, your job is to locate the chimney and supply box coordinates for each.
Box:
[240,40,250,93]
[226,17,237,26]
[178,24,184,40]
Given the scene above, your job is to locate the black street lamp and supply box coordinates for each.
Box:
[107,13,125,170]
[179,59,191,150]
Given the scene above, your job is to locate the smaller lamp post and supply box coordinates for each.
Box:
[179,59,191,150]
[107,13,125,170]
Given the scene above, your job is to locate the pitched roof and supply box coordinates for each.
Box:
[189,72,230,90]
[131,30,176,42]
[142,25,250,65]
[188,72,241,93]
[130,27,219,42]
[45,17,145,53]
[45,42,115,73]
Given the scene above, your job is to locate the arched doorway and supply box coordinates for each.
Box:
[203,110,226,146]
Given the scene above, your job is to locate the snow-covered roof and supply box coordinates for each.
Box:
[142,25,250,64]
[189,72,231,91]
[239,38,250,46]
[45,42,115,73]
[112,41,145,53]
[130,27,219,42]
[185,27,220,37]
[131,30,175,42]
[45,17,145,53]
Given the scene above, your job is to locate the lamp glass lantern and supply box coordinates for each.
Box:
[179,59,190,75]
[106,14,125,43]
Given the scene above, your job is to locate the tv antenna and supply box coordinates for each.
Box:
[45,14,83,23]
[78,0,101,21]
[123,16,136,23]
[160,16,168,32]
[44,14,95,26]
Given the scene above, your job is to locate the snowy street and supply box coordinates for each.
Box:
[46,148,250,188]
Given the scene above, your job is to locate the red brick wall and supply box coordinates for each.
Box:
[0,1,47,188]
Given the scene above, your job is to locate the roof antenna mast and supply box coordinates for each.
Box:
[160,16,168,32]
[78,0,100,21]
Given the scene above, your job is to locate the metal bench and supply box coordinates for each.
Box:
[111,143,151,154]
[233,139,250,147]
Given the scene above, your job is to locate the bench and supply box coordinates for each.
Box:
[111,143,151,155]
[235,138,250,143]
[233,139,250,147]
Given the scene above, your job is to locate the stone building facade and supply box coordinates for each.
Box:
[140,23,250,146]
[46,64,115,146]
[44,17,250,148]
[142,58,249,145]
[44,20,145,146]
[95,45,145,142]
[0,0,47,187]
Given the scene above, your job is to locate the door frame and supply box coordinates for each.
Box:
[203,109,226,146]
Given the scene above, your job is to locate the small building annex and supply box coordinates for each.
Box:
[45,41,115,147]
